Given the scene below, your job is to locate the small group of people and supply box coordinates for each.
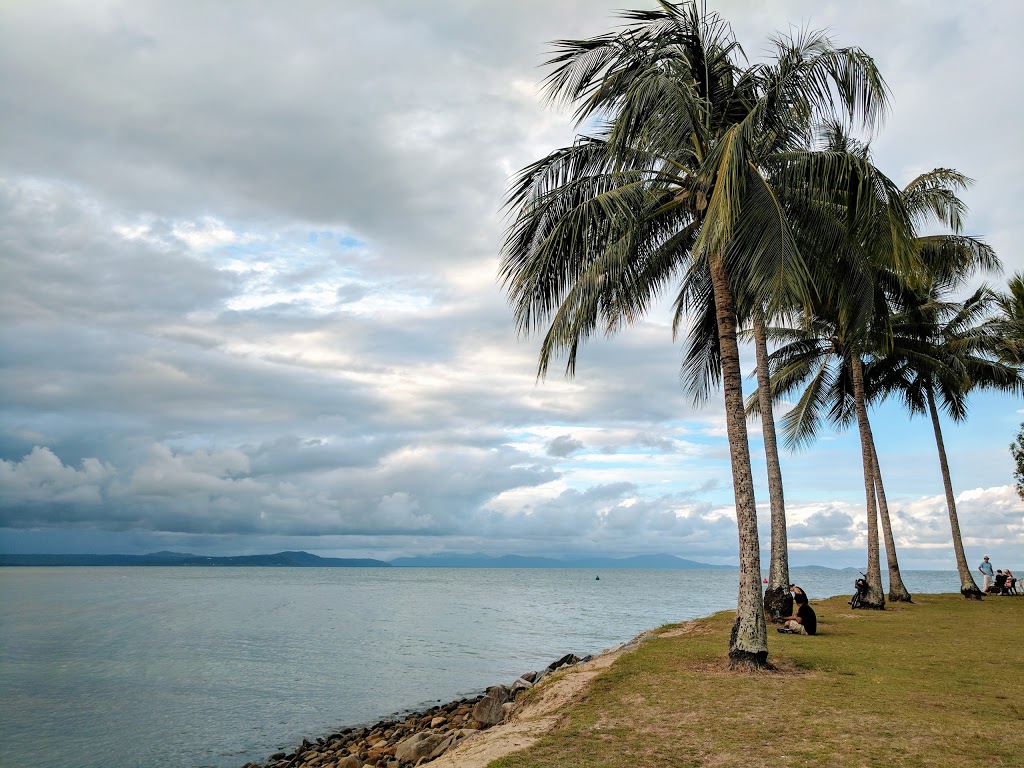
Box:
[978,556,1018,595]
[771,584,817,636]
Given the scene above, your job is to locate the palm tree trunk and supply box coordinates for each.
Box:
[926,388,984,598]
[849,352,885,609]
[869,438,912,602]
[709,261,768,667]
[752,313,791,619]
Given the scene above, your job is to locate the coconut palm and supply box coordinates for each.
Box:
[864,170,1011,598]
[761,309,899,608]
[676,263,794,618]
[870,285,1021,597]
[750,148,935,607]
[500,1,893,666]
[985,272,1024,365]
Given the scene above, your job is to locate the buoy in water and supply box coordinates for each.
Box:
[763,577,768,584]
[595,575,600,580]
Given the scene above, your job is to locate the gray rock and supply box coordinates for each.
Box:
[484,685,510,702]
[509,677,533,697]
[519,671,538,683]
[394,732,445,764]
[427,731,459,760]
[471,694,505,726]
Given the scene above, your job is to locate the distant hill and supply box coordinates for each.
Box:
[387,553,733,569]
[0,550,735,569]
[0,551,391,567]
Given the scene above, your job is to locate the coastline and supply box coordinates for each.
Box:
[244,627,665,768]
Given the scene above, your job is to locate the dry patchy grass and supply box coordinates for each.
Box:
[490,593,1024,768]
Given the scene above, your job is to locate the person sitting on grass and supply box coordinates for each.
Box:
[993,570,1008,595]
[776,590,816,635]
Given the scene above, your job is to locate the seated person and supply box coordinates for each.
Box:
[776,591,816,635]
[994,570,1008,594]
[1005,569,1017,594]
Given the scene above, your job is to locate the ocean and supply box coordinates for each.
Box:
[0,566,961,768]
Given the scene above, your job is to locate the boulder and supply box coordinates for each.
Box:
[509,677,533,697]
[471,694,505,726]
[545,653,580,672]
[336,757,362,768]
[394,732,446,764]
[427,731,459,760]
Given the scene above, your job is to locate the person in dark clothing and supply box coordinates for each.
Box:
[776,590,817,635]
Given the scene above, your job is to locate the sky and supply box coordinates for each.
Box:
[1,0,1022,569]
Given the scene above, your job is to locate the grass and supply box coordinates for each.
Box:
[491,594,1024,768]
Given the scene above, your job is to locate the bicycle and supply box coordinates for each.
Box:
[849,572,869,609]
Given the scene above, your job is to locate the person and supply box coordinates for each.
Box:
[978,556,994,593]
[1005,569,1017,595]
[993,570,1008,594]
[776,590,816,635]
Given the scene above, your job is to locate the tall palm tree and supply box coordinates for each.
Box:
[752,145,928,608]
[500,1,892,667]
[676,264,794,618]
[870,286,1021,597]
[866,170,1009,598]
[763,310,898,608]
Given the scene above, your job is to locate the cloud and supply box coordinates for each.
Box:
[546,434,585,457]
[1,0,1022,564]
[0,447,114,504]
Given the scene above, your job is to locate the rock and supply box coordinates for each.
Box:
[270,753,287,761]
[336,757,362,768]
[471,694,505,726]
[484,685,510,701]
[428,731,459,760]
[509,677,533,697]
[546,653,580,672]
[394,732,446,764]
[429,716,446,728]
[519,670,538,683]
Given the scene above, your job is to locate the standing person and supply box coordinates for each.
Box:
[979,556,995,593]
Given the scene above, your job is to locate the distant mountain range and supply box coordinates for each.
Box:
[0,551,388,568]
[0,550,736,569]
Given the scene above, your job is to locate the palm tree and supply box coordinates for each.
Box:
[871,286,1021,597]
[753,148,930,608]
[865,170,1011,598]
[676,265,793,617]
[986,272,1024,365]
[500,1,891,667]
[763,310,896,608]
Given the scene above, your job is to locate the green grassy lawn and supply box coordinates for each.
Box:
[492,594,1024,768]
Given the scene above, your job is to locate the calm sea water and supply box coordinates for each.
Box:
[0,566,959,768]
